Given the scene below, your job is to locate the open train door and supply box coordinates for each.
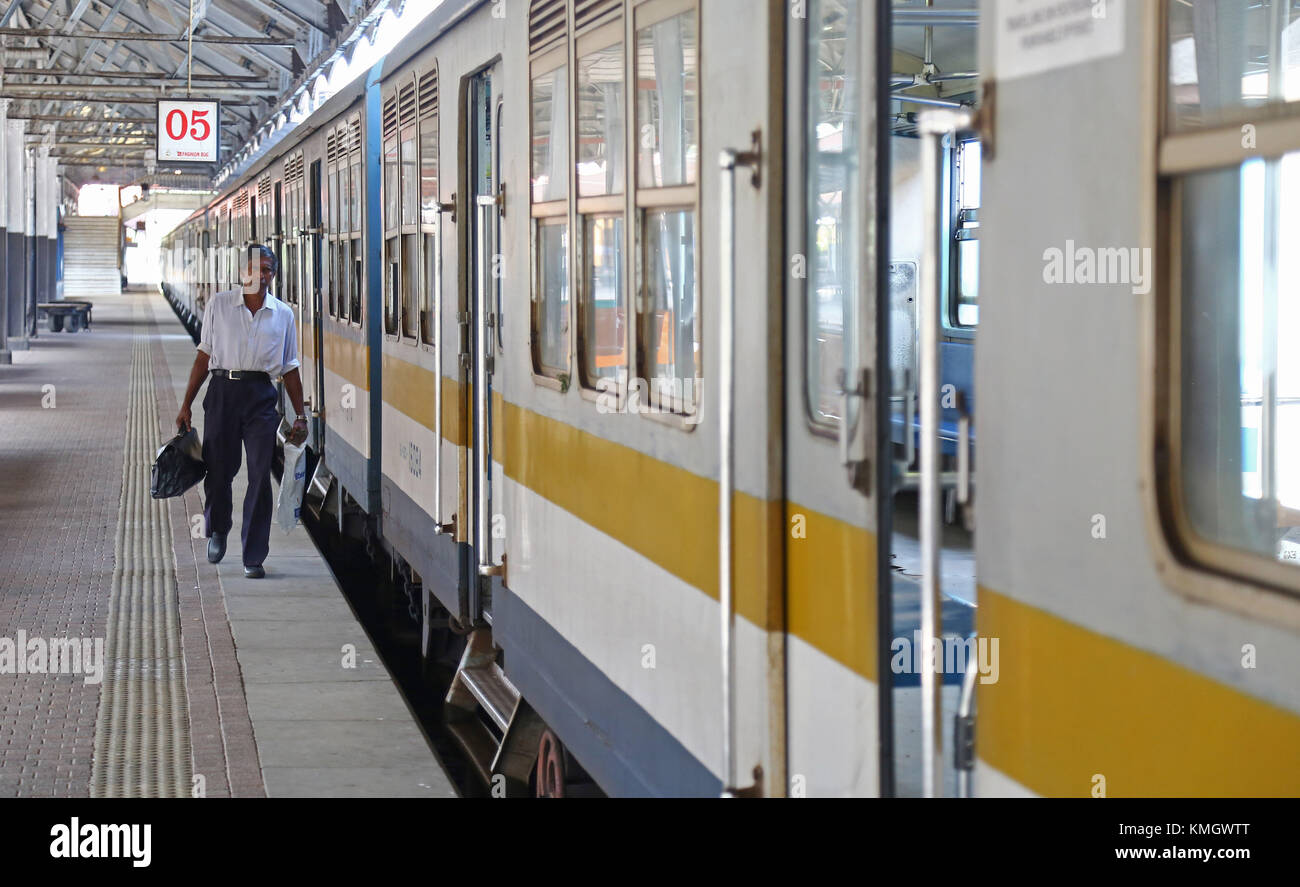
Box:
[462,58,506,626]
[305,159,325,449]
[779,0,894,797]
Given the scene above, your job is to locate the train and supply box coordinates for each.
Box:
[160,0,1300,797]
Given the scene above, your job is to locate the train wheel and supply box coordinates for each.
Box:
[535,728,566,798]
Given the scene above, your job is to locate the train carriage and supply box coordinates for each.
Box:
[157,0,1300,798]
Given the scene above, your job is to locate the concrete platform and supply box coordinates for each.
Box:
[0,291,456,798]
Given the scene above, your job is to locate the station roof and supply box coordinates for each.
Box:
[0,0,413,192]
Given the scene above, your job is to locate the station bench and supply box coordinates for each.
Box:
[37,301,94,333]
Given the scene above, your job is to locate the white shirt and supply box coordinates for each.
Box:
[197,288,300,378]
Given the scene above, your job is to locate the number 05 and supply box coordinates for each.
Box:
[190,109,211,141]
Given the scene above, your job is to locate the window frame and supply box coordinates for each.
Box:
[946,136,979,334]
[1151,0,1300,616]
[630,0,701,422]
[418,62,441,351]
[528,44,574,387]
[326,129,340,320]
[574,19,630,397]
[348,114,365,329]
[399,76,421,345]
[798,0,876,436]
[383,89,401,340]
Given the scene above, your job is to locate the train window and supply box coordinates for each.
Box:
[401,82,420,341]
[635,9,698,190]
[289,190,297,306]
[1161,0,1300,596]
[340,155,351,235]
[310,159,322,316]
[805,0,859,427]
[531,58,571,379]
[419,67,440,347]
[1170,149,1300,583]
[351,254,363,325]
[577,41,624,200]
[1169,148,1300,577]
[951,137,980,328]
[384,143,399,229]
[224,208,232,288]
[534,219,570,375]
[401,237,419,340]
[329,155,339,318]
[290,171,300,306]
[1167,1,1300,133]
[581,214,625,386]
[401,130,419,228]
[531,66,569,203]
[383,93,400,337]
[350,158,362,239]
[339,238,351,321]
[642,208,698,395]
[274,183,284,303]
[576,32,627,389]
[350,117,364,327]
[634,2,699,414]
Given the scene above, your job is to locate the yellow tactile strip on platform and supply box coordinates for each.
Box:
[90,319,192,797]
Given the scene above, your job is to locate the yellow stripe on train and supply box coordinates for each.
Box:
[978,587,1300,797]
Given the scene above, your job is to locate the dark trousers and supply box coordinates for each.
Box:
[202,376,279,567]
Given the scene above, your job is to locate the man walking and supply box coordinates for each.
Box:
[175,244,308,578]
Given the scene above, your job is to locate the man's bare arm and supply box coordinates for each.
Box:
[282,368,308,445]
[282,368,306,417]
[176,351,211,430]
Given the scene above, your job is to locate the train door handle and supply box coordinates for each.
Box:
[718,136,762,799]
[474,196,503,579]
[917,107,976,800]
[837,367,871,496]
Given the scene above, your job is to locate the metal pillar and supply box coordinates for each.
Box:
[23,141,34,339]
[4,117,24,350]
[48,159,60,302]
[0,100,9,365]
[34,147,51,310]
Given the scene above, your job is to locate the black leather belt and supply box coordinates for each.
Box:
[212,369,271,383]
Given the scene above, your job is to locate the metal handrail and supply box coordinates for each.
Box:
[475,195,501,578]
[955,646,979,798]
[434,207,452,535]
[918,107,974,798]
[718,138,760,797]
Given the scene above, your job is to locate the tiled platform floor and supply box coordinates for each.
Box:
[0,291,455,798]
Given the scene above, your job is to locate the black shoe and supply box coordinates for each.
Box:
[207,532,227,564]
[244,564,265,579]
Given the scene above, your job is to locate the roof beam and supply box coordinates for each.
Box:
[0,93,256,104]
[0,83,280,95]
[0,27,296,44]
[6,114,156,123]
[2,67,270,83]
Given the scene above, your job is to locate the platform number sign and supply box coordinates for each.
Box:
[157,100,220,163]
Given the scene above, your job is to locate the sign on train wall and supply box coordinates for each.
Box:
[995,0,1125,81]
[156,100,220,163]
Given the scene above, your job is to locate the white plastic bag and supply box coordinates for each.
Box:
[277,442,307,533]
